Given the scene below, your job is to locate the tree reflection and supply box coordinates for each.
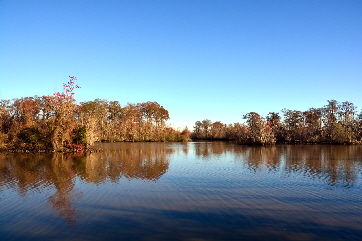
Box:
[192,142,362,188]
[46,153,81,226]
[0,144,173,225]
[194,141,231,158]
[73,142,172,183]
[1,142,361,228]
[0,153,82,226]
[281,145,361,188]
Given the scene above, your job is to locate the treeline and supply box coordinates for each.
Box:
[192,100,362,145]
[0,77,190,151]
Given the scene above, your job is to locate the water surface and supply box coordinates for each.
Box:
[1,142,362,240]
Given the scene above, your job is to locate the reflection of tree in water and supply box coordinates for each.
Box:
[282,145,362,188]
[236,145,281,171]
[0,144,173,225]
[0,154,47,196]
[194,141,233,159]
[47,153,82,226]
[49,190,81,226]
[193,142,362,188]
[0,153,82,226]
[74,142,173,183]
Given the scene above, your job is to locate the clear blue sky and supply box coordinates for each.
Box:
[1,0,361,129]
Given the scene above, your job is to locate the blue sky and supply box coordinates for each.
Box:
[1,0,361,129]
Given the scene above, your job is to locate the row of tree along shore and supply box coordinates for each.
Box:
[1,77,361,152]
[192,100,362,145]
[0,77,190,152]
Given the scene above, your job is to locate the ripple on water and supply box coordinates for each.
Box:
[1,143,362,240]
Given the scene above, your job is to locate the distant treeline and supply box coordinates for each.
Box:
[0,77,190,151]
[192,100,362,145]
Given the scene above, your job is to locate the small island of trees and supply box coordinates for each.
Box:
[1,76,361,152]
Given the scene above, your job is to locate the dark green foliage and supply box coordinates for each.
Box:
[17,127,42,143]
[72,126,87,145]
[15,126,47,150]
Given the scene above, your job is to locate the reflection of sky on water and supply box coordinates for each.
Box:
[1,142,362,240]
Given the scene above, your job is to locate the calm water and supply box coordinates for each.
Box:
[1,142,362,241]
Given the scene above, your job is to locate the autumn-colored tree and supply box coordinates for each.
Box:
[282,109,306,143]
[303,108,323,143]
[201,119,212,139]
[136,101,170,141]
[210,121,226,139]
[3,82,362,150]
[78,99,108,145]
[232,122,250,144]
[191,100,361,145]
[322,100,339,142]
[356,111,362,143]
[10,97,44,149]
[192,121,202,139]
[105,101,123,141]
[0,100,11,147]
[338,101,357,143]
[267,112,284,142]
[243,112,275,144]
[180,127,191,140]
[120,103,142,141]
[44,76,81,150]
